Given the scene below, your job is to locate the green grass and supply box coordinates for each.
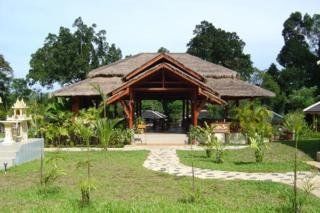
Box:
[178,140,320,173]
[0,151,319,212]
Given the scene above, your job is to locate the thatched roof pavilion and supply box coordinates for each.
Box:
[54,53,274,128]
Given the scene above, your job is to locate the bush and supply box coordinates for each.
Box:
[109,129,134,148]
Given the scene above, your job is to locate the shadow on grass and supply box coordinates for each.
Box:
[279,139,320,160]
[233,161,257,166]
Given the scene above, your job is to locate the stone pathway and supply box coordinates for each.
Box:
[143,148,320,197]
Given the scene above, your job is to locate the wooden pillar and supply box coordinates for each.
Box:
[71,96,80,114]
[191,90,198,127]
[128,88,134,129]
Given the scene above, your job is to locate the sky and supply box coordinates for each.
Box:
[0,0,319,85]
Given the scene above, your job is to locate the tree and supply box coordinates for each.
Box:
[0,54,13,105]
[157,47,170,53]
[10,78,32,101]
[277,12,320,92]
[287,86,317,112]
[28,17,122,88]
[187,20,253,80]
[261,73,286,113]
[266,63,280,81]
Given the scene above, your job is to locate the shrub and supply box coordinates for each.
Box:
[189,122,225,163]
[42,155,66,188]
[235,103,272,163]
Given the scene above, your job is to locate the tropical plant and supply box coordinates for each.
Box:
[235,103,272,162]
[74,113,95,205]
[96,118,119,150]
[191,122,224,163]
[284,112,307,212]
[79,178,96,206]
[108,128,133,148]
[42,155,66,187]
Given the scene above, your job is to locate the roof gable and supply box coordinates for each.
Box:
[87,53,237,79]
[124,53,205,82]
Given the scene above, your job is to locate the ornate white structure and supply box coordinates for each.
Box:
[0,99,31,144]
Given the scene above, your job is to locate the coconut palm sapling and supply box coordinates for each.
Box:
[284,112,306,212]
[74,114,96,205]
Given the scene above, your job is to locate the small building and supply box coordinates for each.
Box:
[303,101,320,131]
[54,53,274,130]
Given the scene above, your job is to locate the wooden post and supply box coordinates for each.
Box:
[191,90,198,127]
[71,96,80,114]
[128,88,134,129]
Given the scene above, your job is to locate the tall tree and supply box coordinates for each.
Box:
[0,54,13,105]
[157,47,170,53]
[28,17,122,88]
[10,78,33,101]
[277,12,320,92]
[266,63,280,81]
[187,20,253,80]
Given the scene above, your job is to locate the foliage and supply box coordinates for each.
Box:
[261,71,286,114]
[141,100,163,112]
[284,111,307,213]
[96,118,120,150]
[190,123,225,163]
[235,103,272,162]
[287,86,317,111]
[0,54,13,107]
[109,128,134,147]
[79,179,96,206]
[28,17,122,88]
[187,20,253,80]
[42,155,66,187]
[157,47,170,53]
[9,78,32,102]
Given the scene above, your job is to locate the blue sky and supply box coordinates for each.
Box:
[0,0,319,82]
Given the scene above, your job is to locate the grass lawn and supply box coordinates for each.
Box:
[177,140,320,173]
[0,151,319,212]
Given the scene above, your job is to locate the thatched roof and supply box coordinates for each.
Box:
[53,77,122,97]
[88,53,237,79]
[54,53,275,99]
[206,78,275,98]
[303,101,320,114]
